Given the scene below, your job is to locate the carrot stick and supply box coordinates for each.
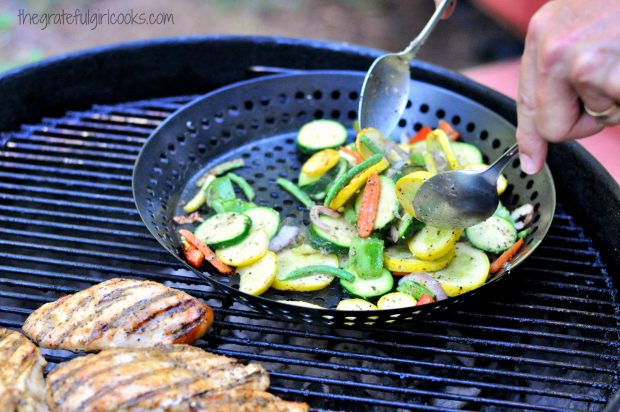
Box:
[340,146,363,164]
[408,126,432,143]
[490,237,524,274]
[416,294,435,306]
[356,172,381,238]
[179,229,235,275]
[182,242,205,269]
[391,271,410,276]
[438,120,460,141]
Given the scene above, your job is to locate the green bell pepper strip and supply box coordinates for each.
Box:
[276,178,315,209]
[280,265,355,282]
[183,174,215,213]
[517,228,531,239]
[409,152,426,168]
[206,176,236,208]
[397,280,435,300]
[211,198,256,214]
[359,135,383,155]
[349,236,384,279]
[195,158,245,186]
[228,173,255,201]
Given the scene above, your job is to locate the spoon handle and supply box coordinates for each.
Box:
[486,143,519,182]
[399,0,452,61]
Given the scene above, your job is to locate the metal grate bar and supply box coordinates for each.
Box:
[0,150,134,171]
[211,334,612,388]
[49,120,153,136]
[0,227,169,255]
[268,371,571,412]
[208,348,609,403]
[0,182,134,204]
[0,171,132,192]
[0,193,138,215]
[5,141,137,161]
[0,239,174,267]
[214,320,620,362]
[0,215,152,239]
[9,134,141,153]
[26,126,148,144]
[0,161,132,181]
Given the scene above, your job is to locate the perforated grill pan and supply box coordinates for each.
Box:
[133,71,555,326]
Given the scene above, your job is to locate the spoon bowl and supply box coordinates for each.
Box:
[358,0,452,137]
[414,143,519,228]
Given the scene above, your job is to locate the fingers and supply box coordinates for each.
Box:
[516,18,547,175]
[570,46,620,126]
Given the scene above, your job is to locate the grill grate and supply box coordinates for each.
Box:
[0,95,619,411]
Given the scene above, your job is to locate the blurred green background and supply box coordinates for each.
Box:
[0,0,520,73]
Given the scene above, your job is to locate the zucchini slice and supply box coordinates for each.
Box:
[431,243,490,297]
[194,212,251,249]
[450,141,483,165]
[215,228,269,267]
[390,213,424,243]
[308,214,357,253]
[297,119,348,154]
[384,245,455,273]
[377,292,417,309]
[354,175,399,230]
[243,207,280,239]
[238,251,277,296]
[272,245,338,292]
[336,298,378,311]
[340,266,394,299]
[465,215,517,253]
[408,226,462,261]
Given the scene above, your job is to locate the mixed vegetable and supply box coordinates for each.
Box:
[176,119,534,311]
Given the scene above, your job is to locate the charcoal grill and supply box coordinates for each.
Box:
[0,36,619,411]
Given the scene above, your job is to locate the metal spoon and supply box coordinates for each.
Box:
[358,0,452,137]
[414,143,519,228]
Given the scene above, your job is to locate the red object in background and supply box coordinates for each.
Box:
[472,0,548,38]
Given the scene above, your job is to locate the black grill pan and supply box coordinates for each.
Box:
[133,70,555,326]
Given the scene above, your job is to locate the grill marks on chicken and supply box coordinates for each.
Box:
[0,328,48,412]
[45,345,307,412]
[22,278,214,352]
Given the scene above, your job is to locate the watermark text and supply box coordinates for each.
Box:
[17,9,175,30]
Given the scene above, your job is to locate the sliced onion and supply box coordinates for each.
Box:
[269,225,300,252]
[389,224,400,243]
[399,131,410,145]
[399,273,448,301]
[310,205,340,231]
[392,142,409,160]
[511,203,534,230]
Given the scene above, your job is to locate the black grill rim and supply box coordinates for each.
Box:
[0,35,619,409]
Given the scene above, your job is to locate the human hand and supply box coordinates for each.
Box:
[434,0,457,19]
[516,0,620,174]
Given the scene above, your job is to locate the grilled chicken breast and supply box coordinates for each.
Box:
[0,328,48,412]
[45,345,304,412]
[22,278,213,352]
[179,388,309,412]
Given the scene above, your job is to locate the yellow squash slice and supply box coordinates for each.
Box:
[238,251,277,296]
[384,245,455,273]
[215,228,269,267]
[431,242,490,297]
[395,171,434,218]
[408,226,463,260]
